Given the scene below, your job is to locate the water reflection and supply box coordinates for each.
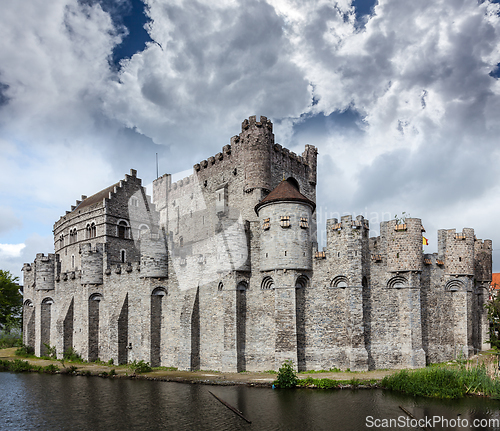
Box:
[1,372,499,430]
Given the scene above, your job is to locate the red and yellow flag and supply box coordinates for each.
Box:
[423,237,429,246]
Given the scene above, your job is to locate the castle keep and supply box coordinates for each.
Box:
[22,116,492,371]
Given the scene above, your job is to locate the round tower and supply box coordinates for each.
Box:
[140,230,168,278]
[237,115,274,193]
[35,253,56,291]
[81,243,104,285]
[255,179,315,271]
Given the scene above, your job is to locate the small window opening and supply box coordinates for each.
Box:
[338,252,340,257]
[300,217,308,228]
[397,252,400,259]
[285,251,287,256]
[459,257,462,262]
[121,250,126,263]
[118,221,129,239]
[280,216,290,228]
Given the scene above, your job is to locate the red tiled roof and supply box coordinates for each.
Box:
[255,179,315,214]
[491,273,500,289]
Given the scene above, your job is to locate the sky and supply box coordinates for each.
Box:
[1,0,500,281]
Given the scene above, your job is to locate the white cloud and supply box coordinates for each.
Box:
[0,243,25,259]
[1,0,500,271]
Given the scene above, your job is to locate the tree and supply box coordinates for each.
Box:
[486,291,500,351]
[0,270,22,333]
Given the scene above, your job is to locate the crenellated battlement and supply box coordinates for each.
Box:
[193,144,232,174]
[241,115,273,132]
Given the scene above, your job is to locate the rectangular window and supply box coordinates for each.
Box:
[262,218,270,230]
[300,217,308,228]
[215,185,228,214]
[280,216,290,228]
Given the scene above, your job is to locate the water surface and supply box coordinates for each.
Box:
[1,372,500,430]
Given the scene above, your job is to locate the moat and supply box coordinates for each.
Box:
[2,372,500,430]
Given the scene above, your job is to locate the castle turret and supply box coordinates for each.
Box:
[236,115,274,195]
[256,179,315,271]
[81,243,104,285]
[326,214,370,286]
[384,218,425,273]
[35,253,57,291]
[140,230,168,278]
[438,228,475,275]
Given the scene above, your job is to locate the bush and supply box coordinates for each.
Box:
[129,360,152,374]
[63,347,84,363]
[109,369,116,376]
[274,360,298,389]
[9,359,35,372]
[43,364,59,374]
[15,344,35,357]
[43,343,57,359]
[0,332,22,348]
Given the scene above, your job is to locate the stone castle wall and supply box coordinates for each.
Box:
[22,116,492,372]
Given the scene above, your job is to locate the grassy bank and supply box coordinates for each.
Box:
[382,363,500,399]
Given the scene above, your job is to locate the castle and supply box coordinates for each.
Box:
[22,116,492,372]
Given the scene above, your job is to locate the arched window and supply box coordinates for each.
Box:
[237,281,248,291]
[117,220,130,239]
[152,287,167,297]
[296,275,309,288]
[445,280,464,292]
[59,235,64,247]
[71,255,75,269]
[86,224,91,239]
[218,282,223,291]
[89,293,102,302]
[331,275,349,288]
[91,223,96,238]
[261,276,274,290]
[69,228,77,244]
[387,276,407,289]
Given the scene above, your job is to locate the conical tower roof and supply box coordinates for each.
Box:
[255,179,315,215]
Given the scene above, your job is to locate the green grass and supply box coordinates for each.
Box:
[298,368,342,374]
[382,365,500,399]
[297,377,377,389]
[153,366,178,372]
